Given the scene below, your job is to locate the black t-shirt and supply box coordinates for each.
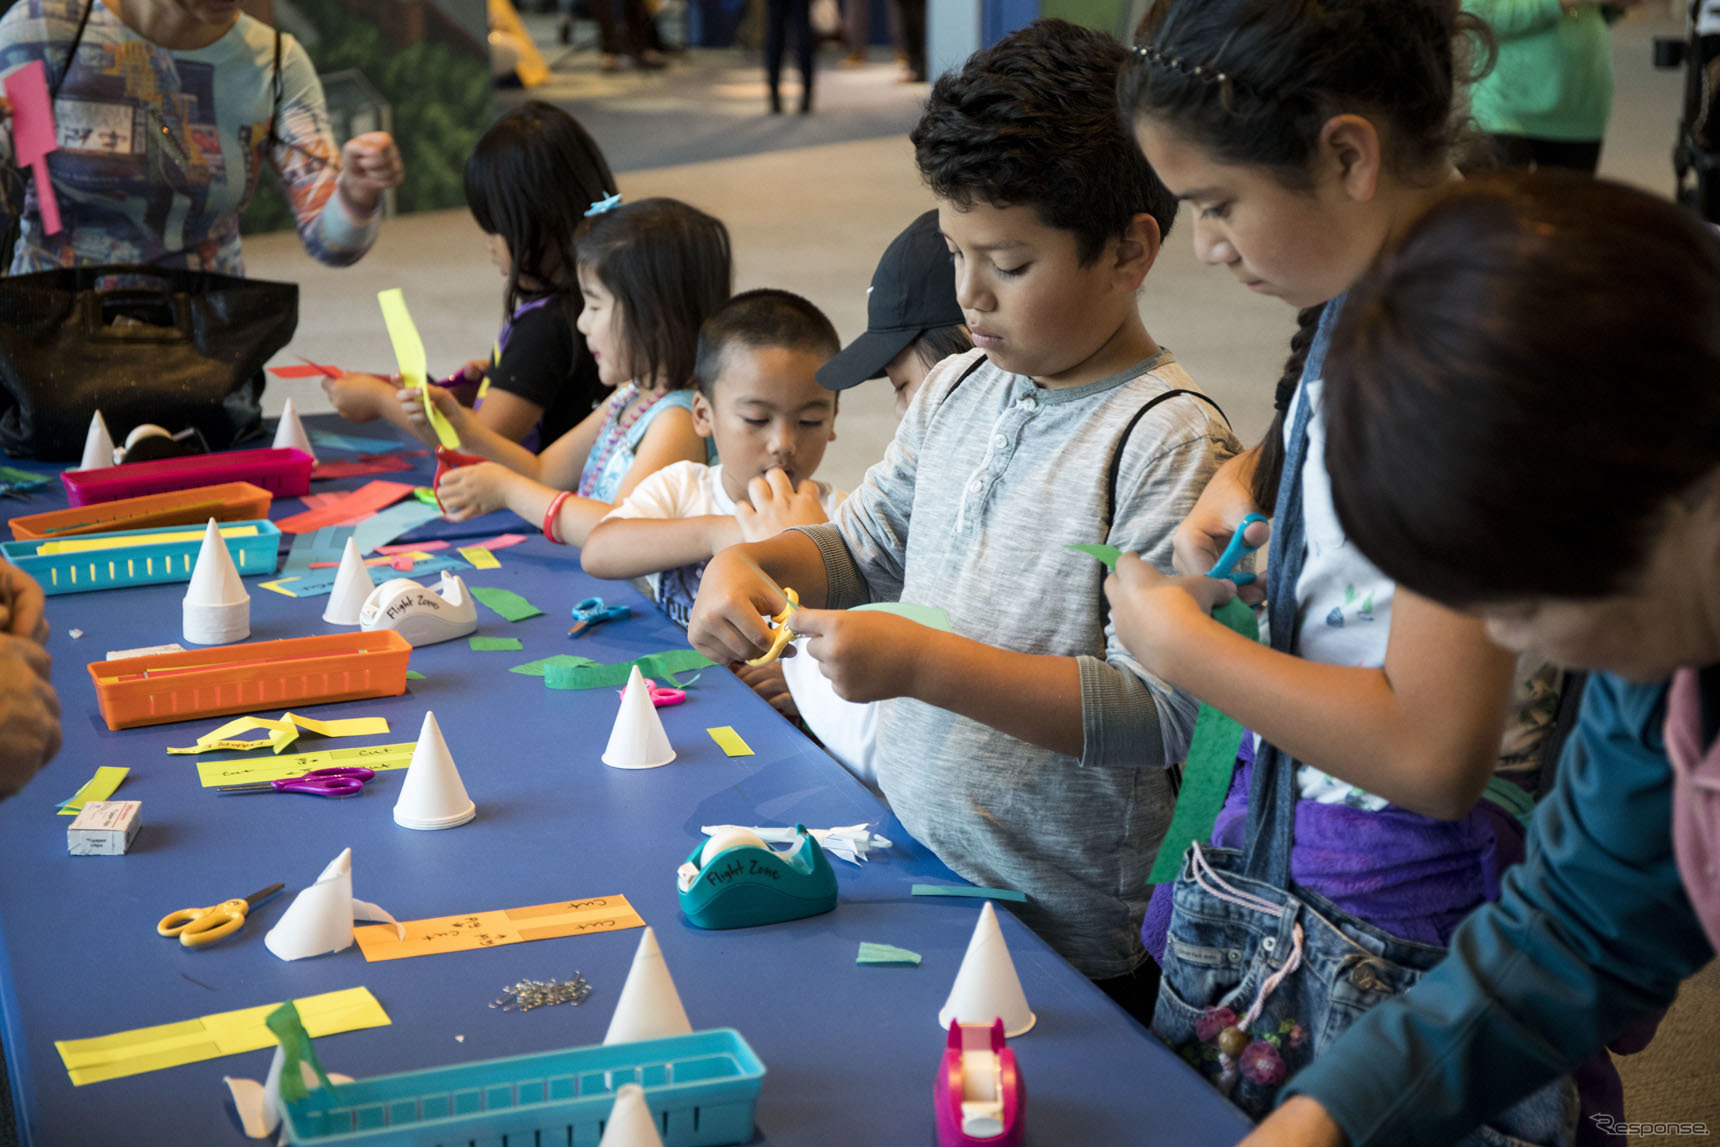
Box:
[487,295,604,448]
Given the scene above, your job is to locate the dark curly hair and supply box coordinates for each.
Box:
[1325,173,1720,604]
[911,18,1176,265]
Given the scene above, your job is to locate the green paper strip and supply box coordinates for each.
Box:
[509,654,598,678]
[405,670,427,681]
[543,649,717,691]
[856,942,922,966]
[265,1002,339,1105]
[1148,596,1260,885]
[1066,542,1122,571]
[470,586,544,622]
[469,636,523,652]
[852,602,952,631]
[910,883,1027,904]
[58,766,128,816]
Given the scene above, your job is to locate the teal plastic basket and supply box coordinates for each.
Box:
[280,1029,765,1147]
[0,519,281,595]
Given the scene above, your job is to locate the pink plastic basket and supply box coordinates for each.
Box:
[61,448,314,507]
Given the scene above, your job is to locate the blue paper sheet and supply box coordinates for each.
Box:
[351,502,446,555]
[307,429,413,455]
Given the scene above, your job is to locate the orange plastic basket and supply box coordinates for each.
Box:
[9,482,273,541]
[87,631,413,730]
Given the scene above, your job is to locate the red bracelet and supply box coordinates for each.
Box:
[542,491,572,545]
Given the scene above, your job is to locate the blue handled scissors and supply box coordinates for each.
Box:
[569,596,630,638]
[214,766,376,798]
[1207,512,1267,586]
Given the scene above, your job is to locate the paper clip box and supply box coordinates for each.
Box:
[66,800,141,856]
[1,520,281,596]
[61,448,313,507]
[9,482,272,541]
[281,1029,765,1147]
[87,631,412,731]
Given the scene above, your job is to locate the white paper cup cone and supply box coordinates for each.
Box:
[184,518,250,645]
[604,926,692,1045]
[394,711,475,830]
[266,849,357,960]
[937,901,1036,1037]
[272,397,316,462]
[323,538,376,625]
[602,666,676,770]
[599,1084,665,1147]
[80,410,114,471]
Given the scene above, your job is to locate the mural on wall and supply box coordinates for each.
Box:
[243,0,491,233]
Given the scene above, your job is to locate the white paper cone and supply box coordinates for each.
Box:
[323,538,375,626]
[937,902,1036,1037]
[599,1083,665,1147]
[224,1046,354,1139]
[184,519,250,645]
[272,397,316,462]
[265,849,358,960]
[602,667,676,770]
[79,411,114,471]
[604,926,692,1045]
[394,711,475,830]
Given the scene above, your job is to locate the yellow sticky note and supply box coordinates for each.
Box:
[196,742,416,787]
[55,987,389,1086]
[57,766,128,815]
[378,288,459,449]
[707,726,754,757]
[37,525,258,555]
[354,895,644,962]
[458,546,500,570]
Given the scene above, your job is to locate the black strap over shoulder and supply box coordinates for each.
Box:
[1102,387,1228,534]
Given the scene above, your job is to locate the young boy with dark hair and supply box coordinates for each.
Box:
[688,19,1239,1016]
[580,288,844,627]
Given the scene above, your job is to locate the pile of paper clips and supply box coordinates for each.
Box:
[489,972,594,1013]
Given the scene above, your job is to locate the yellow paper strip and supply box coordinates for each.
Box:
[458,546,500,570]
[378,288,459,449]
[57,766,129,816]
[354,895,644,962]
[173,713,391,755]
[55,986,390,1086]
[195,742,417,787]
[257,579,298,597]
[167,738,277,755]
[285,714,390,739]
[37,525,259,555]
[707,727,754,757]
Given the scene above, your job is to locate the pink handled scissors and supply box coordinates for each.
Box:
[214,766,376,798]
[618,677,686,708]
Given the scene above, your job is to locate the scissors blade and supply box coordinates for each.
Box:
[214,781,279,794]
[242,883,286,908]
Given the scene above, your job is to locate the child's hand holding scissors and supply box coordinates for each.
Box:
[434,461,516,521]
[1171,451,1270,605]
[788,607,922,704]
[687,551,796,666]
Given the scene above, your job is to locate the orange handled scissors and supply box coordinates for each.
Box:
[156,882,284,949]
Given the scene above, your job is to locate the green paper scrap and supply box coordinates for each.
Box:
[508,654,597,678]
[856,942,922,967]
[265,1002,338,1106]
[405,670,427,681]
[1147,596,1261,885]
[911,883,1027,904]
[1066,542,1122,571]
[469,636,523,652]
[57,766,128,816]
[543,649,716,691]
[412,487,439,505]
[853,602,952,631]
[470,586,544,622]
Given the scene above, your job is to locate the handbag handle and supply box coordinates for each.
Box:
[79,276,190,345]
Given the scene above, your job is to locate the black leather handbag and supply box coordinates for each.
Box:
[0,265,297,460]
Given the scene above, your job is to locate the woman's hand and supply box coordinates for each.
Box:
[434,461,514,522]
[1172,449,1270,605]
[337,131,403,215]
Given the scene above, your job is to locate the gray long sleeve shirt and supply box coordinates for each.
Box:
[799,348,1239,978]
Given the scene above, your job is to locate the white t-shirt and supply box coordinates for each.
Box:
[781,645,881,794]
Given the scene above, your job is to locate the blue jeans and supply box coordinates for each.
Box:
[1152,842,1579,1144]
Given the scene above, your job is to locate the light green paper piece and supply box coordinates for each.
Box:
[469,636,523,652]
[265,1002,339,1105]
[57,766,128,816]
[508,654,598,678]
[405,670,427,681]
[543,649,716,691]
[470,586,544,622]
[1065,542,1122,572]
[911,883,1027,904]
[852,602,952,631]
[856,942,922,967]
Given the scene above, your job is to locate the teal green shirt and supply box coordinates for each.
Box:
[1465,0,1614,140]
[1284,673,1715,1145]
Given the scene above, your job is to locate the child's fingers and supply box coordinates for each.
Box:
[763,467,796,499]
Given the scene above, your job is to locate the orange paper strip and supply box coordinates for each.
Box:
[353,895,644,962]
[276,481,414,535]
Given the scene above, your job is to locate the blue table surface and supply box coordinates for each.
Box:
[0,425,1250,1146]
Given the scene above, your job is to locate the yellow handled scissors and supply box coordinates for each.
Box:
[156,883,284,949]
[745,587,799,667]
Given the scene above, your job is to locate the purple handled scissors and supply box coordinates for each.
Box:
[215,766,376,798]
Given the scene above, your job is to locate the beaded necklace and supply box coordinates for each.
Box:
[578,382,669,498]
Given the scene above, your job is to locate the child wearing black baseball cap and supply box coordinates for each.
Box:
[815,210,971,418]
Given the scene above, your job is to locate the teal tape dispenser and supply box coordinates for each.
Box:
[677,825,838,929]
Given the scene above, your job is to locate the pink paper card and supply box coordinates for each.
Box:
[4,61,60,235]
